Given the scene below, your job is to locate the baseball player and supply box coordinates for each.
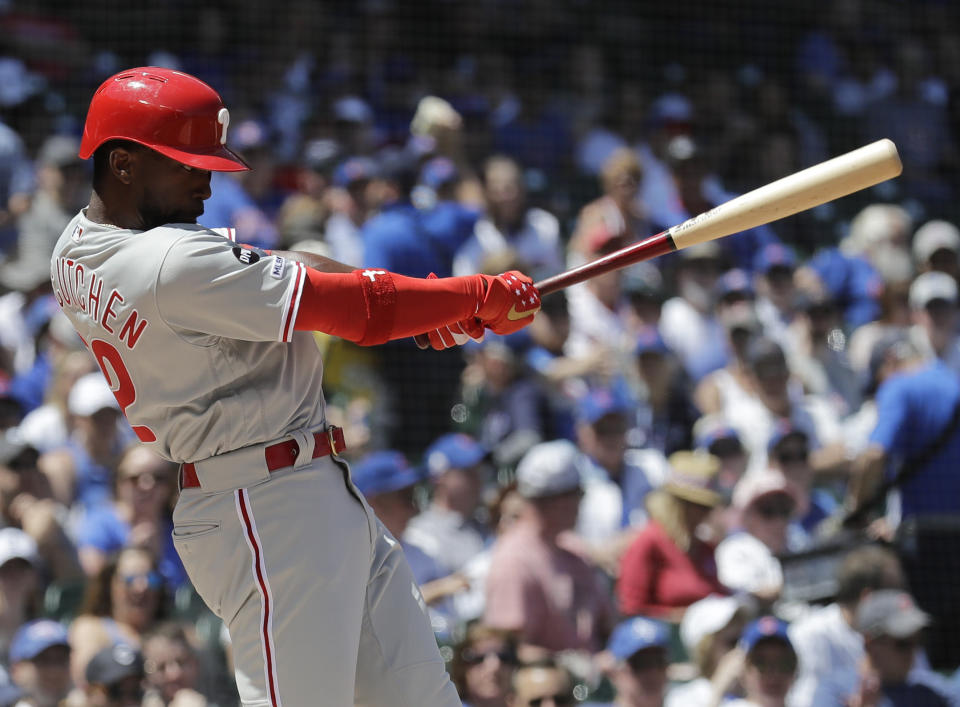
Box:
[51,67,541,707]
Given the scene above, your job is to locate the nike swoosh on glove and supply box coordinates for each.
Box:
[476,270,540,335]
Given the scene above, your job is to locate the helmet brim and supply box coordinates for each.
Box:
[152,143,250,172]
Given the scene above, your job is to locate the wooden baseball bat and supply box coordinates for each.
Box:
[534,138,903,296]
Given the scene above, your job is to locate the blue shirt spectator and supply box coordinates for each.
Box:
[869,360,960,517]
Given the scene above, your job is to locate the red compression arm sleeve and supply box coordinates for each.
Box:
[294,268,485,345]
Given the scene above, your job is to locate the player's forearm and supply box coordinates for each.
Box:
[295,267,485,345]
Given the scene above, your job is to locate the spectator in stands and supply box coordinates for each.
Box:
[9,618,72,707]
[617,451,726,620]
[632,326,698,456]
[142,622,209,707]
[788,292,862,415]
[40,372,130,509]
[0,429,80,582]
[721,337,842,478]
[453,155,563,280]
[912,220,960,284]
[76,445,185,589]
[405,433,491,575]
[349,450,446,589]
[274,138,340,248]
[852,590,948,707]
[666,594,752,707]
[596,616,670,707]
[457,334,554,472]
[0,528,42,657]
[802,204,906,329]
[320,154,377,267]
[659,242,728,382]
[0,135,87,295]
[565,231,635,361]
[17,347,92,455]
[83,643,146,707]
[511,660,576,707]
[716,471,803,605]
[786,545,939,707]
[449,622,517,707]
[416,157,482,269]
[765,423,836,537]
[569,148,649,266]
[69,546,166,688]
[719,616,798,707]
[484,440,613,652]
[906,270,960,376]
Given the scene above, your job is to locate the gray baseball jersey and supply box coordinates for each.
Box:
[51,211,323,462]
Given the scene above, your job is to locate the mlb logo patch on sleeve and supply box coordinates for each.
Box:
[232,246,261,265]
[271,256,286,279]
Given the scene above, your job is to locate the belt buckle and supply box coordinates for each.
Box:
[327,426,340,456]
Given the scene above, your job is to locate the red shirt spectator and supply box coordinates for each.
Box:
[617,451,727,620]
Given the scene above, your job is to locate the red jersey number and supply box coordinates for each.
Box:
[90,339,157,442]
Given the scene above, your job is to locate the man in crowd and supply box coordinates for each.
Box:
[484,440,614,652]
[8,619,72,707]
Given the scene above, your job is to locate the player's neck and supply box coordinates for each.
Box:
[86,192,143,230]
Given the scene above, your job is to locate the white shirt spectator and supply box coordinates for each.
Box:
[715,531,783,596]
[452,208,563,278]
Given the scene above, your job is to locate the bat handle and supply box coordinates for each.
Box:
[534,230,676,296]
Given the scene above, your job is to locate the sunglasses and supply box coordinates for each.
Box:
[754,498,794,519]
[461,648,517,666]
[751,658,796,675]
[893,638,919,652]
[527,695,575,706]
[627,649,668,672]
[775,449,808,464]
[118,571,163,591]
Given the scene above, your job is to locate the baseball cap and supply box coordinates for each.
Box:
[423,434,487,478]
[301,138,341,173]
[0,427,35,467]
[909,271,958,310]
[333,156,379,188]
[85,643,144,687]
[716,268,755,300]
[607,616,670,661]
[333,95,373,124]
[731,471,799,513]
[515,440,582,499]
[680,595,750,656]
[767,422,809,454]
[693,415,742,454]
[856,589,931,639]
[753,243,796,275]
[634,326,669,356]
[739,616,794,655]
[351,451,423,497]
[912,220,960,265]
[576,385,634,426]
[9,619,69,663]
[0,527,39,569]
[419,157,459,190]
[67,373,120,417]
[622,262,664,302]
[662,451,722,507]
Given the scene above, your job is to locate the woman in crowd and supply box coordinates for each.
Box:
[450,622,518,707]
[617,451,727,620]
[68,546,167,688]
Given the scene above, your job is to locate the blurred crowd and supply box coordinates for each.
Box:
[1,0,960,705]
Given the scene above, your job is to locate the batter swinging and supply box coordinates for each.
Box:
[52,67,540,706]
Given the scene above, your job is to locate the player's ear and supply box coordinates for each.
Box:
[108,146,137,185]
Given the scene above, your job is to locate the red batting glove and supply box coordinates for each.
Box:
[476,270,541,335]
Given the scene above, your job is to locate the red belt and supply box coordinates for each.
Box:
[180,427,346,490]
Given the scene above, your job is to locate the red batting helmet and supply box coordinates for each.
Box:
[79,67,249,172]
